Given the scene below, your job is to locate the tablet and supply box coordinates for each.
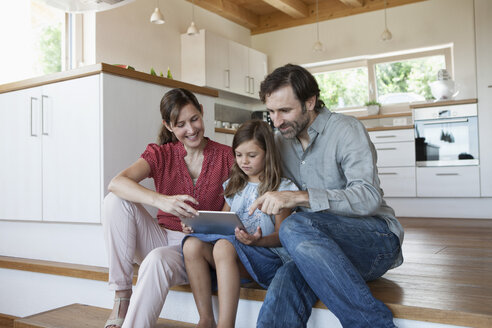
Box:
[181,211,245,235]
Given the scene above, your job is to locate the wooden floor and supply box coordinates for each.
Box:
[1,217,491,327]
[366,217,492,327]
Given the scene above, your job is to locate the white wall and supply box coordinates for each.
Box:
[93,0,251,81]
[251,0,477,100]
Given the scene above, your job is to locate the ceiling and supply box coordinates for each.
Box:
[186,0,427,35]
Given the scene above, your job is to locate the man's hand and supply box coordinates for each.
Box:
[235,226,262,245]
[249,191,308,215]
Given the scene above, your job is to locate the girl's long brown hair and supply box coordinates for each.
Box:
[157,88,202,145]
[224,119,282,198]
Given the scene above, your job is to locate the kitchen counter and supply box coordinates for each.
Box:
[0,63,218,97]
[410,98,477,108]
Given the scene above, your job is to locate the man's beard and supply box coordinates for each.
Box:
[278,104,310,139]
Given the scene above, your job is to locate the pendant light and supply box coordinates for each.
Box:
[150,0,165,24]
[313,0,324,52]
[187,0,199,35]
[381,0,392,41]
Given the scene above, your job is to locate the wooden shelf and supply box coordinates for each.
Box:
[356,112,412,120]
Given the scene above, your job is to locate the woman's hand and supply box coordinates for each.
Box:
[235,226,262,245]
[155,194,199,218]
[181,222,194,234]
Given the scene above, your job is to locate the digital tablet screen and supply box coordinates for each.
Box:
[181,211,245,235]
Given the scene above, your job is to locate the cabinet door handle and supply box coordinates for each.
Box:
[436,173,459,176]
[224,69,230,88]
[488,85,492,88]
[42,95,49,136]
[375,135,396,139]
[249,77,254,94]
[376,147,397,151]
[245,76,250,93]
[379,172,397,175]
[423,118,468,125]
[30,97,39,137]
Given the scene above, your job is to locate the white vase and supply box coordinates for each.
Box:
[367,105,380,115]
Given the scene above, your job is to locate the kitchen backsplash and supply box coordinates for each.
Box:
[215,103,254,124]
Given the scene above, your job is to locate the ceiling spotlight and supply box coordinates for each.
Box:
[187,0,199,35]
[313,0,324,52]
[150,1,165,24]
[381,0,392,41]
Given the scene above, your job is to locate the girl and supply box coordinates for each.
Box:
[182,119,298,328]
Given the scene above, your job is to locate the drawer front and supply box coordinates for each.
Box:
[369,129,414,143]
[375,141,415,167]
[416,166,480,197]
[378,167,416,197]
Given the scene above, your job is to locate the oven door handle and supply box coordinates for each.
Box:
[421,118,469,125]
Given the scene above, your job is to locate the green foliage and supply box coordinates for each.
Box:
[150,67,157,76]
[364,100,381,107]
[39,24,61,74]
[375,56,445,100]
[167,67,173,79]
[314,67,368,111]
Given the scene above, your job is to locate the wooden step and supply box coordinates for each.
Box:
[13,303,194,328]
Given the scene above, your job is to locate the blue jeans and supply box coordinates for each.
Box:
[257,212,401,328]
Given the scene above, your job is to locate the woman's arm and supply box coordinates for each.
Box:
[235,208,292,247]
[108,158,198,218]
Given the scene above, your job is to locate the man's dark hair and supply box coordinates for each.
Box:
[259,64,325,113]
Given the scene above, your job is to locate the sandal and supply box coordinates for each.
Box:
[104,297,131,328]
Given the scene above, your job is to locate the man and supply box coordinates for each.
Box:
[250,64,404,328]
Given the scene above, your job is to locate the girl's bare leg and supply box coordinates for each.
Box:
[213,239,250,328]
[183,237,216,328]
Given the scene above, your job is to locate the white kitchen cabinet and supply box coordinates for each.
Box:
[214,132,234,146]
[181,30,267,99]
[0,87,43,220]
[475,0,492,197]
[0,75,101,222]
[378,167,416,197]
[369,128,416,197]
[416,166,480,197]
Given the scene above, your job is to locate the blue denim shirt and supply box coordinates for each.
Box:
[275,107,404,268]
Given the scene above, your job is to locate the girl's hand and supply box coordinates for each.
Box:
[235,226,262,245]
[155,194,199,218]
[181,222,194,234]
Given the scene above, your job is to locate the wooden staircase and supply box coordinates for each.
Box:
[11,304,194,328]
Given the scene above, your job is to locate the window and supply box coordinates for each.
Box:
[375,55,446,105]
[307,47,452,111]
[314,66,368,110]
[0,0,68,85]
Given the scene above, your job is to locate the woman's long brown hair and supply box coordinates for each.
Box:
[224,119,282,198]
[157,88,202,145]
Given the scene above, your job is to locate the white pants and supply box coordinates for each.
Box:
[102,193,188,328]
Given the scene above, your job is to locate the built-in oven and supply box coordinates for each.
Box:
[414,103,479,166]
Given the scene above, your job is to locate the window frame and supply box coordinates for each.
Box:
[307,46,453,111]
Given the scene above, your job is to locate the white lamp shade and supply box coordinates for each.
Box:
[381,27,392,41]
[187,21,198,35]
[313,40,324,52]
[150,7,165,24]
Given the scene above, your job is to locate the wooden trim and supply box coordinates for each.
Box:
[215,127,237,134]
[410,98,478,108]
[366,125,414,131]
[0,63,218,98]
[0,313,18,327]
[356,112,412,120]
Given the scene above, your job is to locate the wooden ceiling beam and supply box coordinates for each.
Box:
[251,0,427,35]
[189,0,260,29]
[339,0,364,7]
[260,0,309,19]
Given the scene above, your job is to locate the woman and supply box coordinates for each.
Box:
[102,88,234,328]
